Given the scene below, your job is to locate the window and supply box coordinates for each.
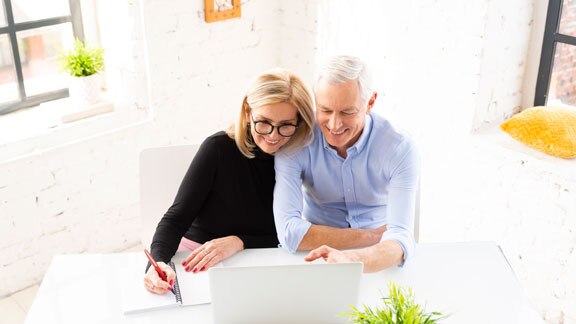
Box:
[0,0,83,115]
[535,0,576,107]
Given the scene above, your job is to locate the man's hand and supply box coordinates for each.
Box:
[181,236,244,272]
[304,245,356,264]
[305,239,405,273]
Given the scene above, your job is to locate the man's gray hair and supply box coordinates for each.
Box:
[315,55,373,101]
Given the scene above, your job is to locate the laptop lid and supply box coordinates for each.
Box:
[209,262,363,324]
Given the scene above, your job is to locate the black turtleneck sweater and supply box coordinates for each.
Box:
[150,131,279,263]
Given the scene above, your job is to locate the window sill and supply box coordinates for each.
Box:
[0,97,151,163]
[471,126,576,182]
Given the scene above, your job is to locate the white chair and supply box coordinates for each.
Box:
[139,144,200,248]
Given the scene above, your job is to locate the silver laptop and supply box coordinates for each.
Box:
[209,262,363,324]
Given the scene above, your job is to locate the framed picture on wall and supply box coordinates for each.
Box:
[204,0,241,23]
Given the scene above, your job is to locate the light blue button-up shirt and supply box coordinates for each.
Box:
[273,113,419,262]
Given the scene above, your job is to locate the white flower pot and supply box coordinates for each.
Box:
[68,74,102,105]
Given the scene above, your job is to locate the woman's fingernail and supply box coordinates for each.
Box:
[192,268,197,273]
[181,261,186,266]
[170,279,174,285]
[200,266,205,271]
[185,266,190,271]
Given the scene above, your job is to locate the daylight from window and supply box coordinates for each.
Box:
[0,0,74,111]
[548,0,576,108]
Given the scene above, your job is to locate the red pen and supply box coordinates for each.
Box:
[144,249,175,295]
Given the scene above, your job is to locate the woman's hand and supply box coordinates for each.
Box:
[143,261,176,295]
[181,236,244,272]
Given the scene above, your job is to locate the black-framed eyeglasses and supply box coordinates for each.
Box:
[250,113,299,137]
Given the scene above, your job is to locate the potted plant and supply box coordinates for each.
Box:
[343,281,448,323]
[59,38,104,105]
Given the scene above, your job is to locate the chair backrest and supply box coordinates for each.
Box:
[139,144,200,248]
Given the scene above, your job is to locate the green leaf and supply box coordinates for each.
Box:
[58,38,105,77]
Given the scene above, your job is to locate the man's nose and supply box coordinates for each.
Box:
[328,114,340,129]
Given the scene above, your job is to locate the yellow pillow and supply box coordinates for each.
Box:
[500,106,576,159]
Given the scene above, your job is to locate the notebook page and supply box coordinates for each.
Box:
[173,261,214,305]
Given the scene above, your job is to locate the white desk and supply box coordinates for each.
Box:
[25,242,542,323]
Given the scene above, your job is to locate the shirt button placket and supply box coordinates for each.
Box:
[342,159,355,226]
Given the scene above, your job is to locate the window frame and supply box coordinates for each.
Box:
[534,0,576,106]
[0,0,84,115]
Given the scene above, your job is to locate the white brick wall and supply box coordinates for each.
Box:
[0,0,287,297]
[0,1,574,322]
[421,134,576,323]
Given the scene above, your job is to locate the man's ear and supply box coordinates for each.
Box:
[366,92,377,113]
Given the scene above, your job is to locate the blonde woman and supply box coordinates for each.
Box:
[144,69,314,295]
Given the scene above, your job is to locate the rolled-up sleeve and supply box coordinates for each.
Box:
[273,151,312,253]
[381,138,420,264]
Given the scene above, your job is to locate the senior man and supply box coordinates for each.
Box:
[273,55,419,272]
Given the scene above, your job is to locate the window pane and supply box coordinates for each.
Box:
[547,42,576,107]
[17,23,73,96]
[0,35,20,104]
[559,0,576,37]
[12,0,71,24]
[0,1,6,27]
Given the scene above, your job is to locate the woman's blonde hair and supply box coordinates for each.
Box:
[227,68,314,158]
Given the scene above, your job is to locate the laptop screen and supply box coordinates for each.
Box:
[209,262,363,324]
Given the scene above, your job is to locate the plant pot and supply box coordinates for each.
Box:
[68,74,102,105]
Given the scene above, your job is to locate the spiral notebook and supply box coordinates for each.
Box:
[120,260,212,314]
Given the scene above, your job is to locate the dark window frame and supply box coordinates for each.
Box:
[534,0,576,106]
[0,0,84,115]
